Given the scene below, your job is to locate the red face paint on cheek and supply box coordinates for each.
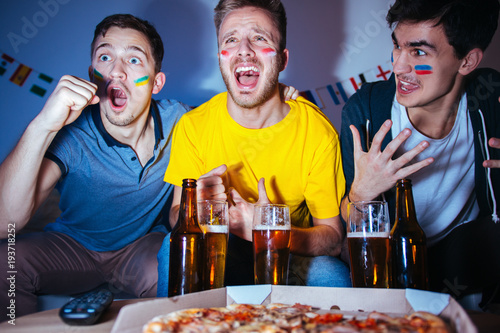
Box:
[220,50,229,57]
[261,48,277,57]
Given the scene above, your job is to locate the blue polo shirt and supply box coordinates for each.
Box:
[44,100,190,251]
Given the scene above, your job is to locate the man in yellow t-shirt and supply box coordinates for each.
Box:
[164,93,345,230]
[157,0,350,292]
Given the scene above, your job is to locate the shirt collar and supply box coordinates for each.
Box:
[91,101,164,148]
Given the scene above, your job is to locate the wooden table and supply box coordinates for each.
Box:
[1,298,500,332]
[0,299,140,333]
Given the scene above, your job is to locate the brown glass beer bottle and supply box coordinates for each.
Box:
[168,179,205,296]
[390,179,429,290]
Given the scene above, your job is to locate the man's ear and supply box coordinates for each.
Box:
[459,48,483,76]
[280,49,289,72]
[88,66,93,81]
[152,72,166,94]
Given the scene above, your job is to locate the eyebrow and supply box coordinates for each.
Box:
[94,43,148,56]
[391,32,437,51]
[220,29,237,42]
[220,27,276,43]
[254,27,277,42]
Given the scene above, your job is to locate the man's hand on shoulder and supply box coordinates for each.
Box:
[37,75,99,133]
[280,83,299,101]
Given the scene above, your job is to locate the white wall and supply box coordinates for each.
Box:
[1,0,499,162]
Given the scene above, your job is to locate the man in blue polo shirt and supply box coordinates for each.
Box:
[0,14,190,318]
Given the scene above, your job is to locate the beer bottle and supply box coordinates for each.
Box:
[168,179,205,296]
[390,179,429,290]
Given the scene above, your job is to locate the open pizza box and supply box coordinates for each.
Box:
[111,285,476,333]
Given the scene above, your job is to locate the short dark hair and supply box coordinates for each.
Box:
[91,14,164,73]
[387,0,499,59]
[214,0,287,52]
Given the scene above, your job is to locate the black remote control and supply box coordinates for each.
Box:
[59,289,114,325]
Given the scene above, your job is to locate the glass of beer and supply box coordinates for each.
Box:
[252,204,291,285]
[347,201,391,288]
[198,200,229,290]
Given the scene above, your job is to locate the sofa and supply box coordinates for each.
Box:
[21,189,136,312]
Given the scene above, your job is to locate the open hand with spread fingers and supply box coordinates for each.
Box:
[348,119,434,202]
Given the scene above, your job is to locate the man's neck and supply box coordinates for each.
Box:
[406,82,465,140]
[226,90,290,129]
[103,106,155,166]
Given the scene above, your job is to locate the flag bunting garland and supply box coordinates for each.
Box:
[0,51,54,97]
[300,61,392,109]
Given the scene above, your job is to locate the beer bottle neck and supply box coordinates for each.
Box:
[176,179,201,232]
[179,187,198,223]
[396,181,417,222]
[393,179,426,237]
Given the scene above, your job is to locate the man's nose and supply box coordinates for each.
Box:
[392,51,412,75]
[109,61,127,80]
[238,39,256,58]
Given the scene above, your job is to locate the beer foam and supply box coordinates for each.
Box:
[202,224,228,233]
[253,225,290,231]
[347,231,390,238]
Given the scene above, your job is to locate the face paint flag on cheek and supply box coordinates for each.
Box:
[220,50,229,59]
[414,65,433,75]
[261,48,277,57]
[93,68,104,81]
[134,75,150,86]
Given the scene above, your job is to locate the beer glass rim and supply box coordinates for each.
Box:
[197,199,227,204]
[253,203,289,208]
[348,200,387,206]
[253,203,290,229]
[198,200,228,228]
[347,200,389,235]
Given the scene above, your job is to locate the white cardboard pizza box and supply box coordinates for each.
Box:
[111,286,476,333]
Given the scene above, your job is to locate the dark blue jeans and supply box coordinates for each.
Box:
[427,215,500,307]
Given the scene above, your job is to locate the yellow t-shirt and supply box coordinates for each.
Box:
[164,93,345,228]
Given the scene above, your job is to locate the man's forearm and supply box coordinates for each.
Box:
[340,196,350,225]
[169,204,180,229]
[290,224,343,257]
[0,118,57,233]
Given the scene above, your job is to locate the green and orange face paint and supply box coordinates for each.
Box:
[93,68,150,87]
[133,76,150,86]
[93,68,104,81]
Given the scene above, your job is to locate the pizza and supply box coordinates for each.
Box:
[142,303,452,332]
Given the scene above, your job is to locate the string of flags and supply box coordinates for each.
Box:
[0,51,54,98]
[299,60,393,109]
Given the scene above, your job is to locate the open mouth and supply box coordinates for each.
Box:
[235,65,260,89]
[397,78,419,95]
[108,86,128,110]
